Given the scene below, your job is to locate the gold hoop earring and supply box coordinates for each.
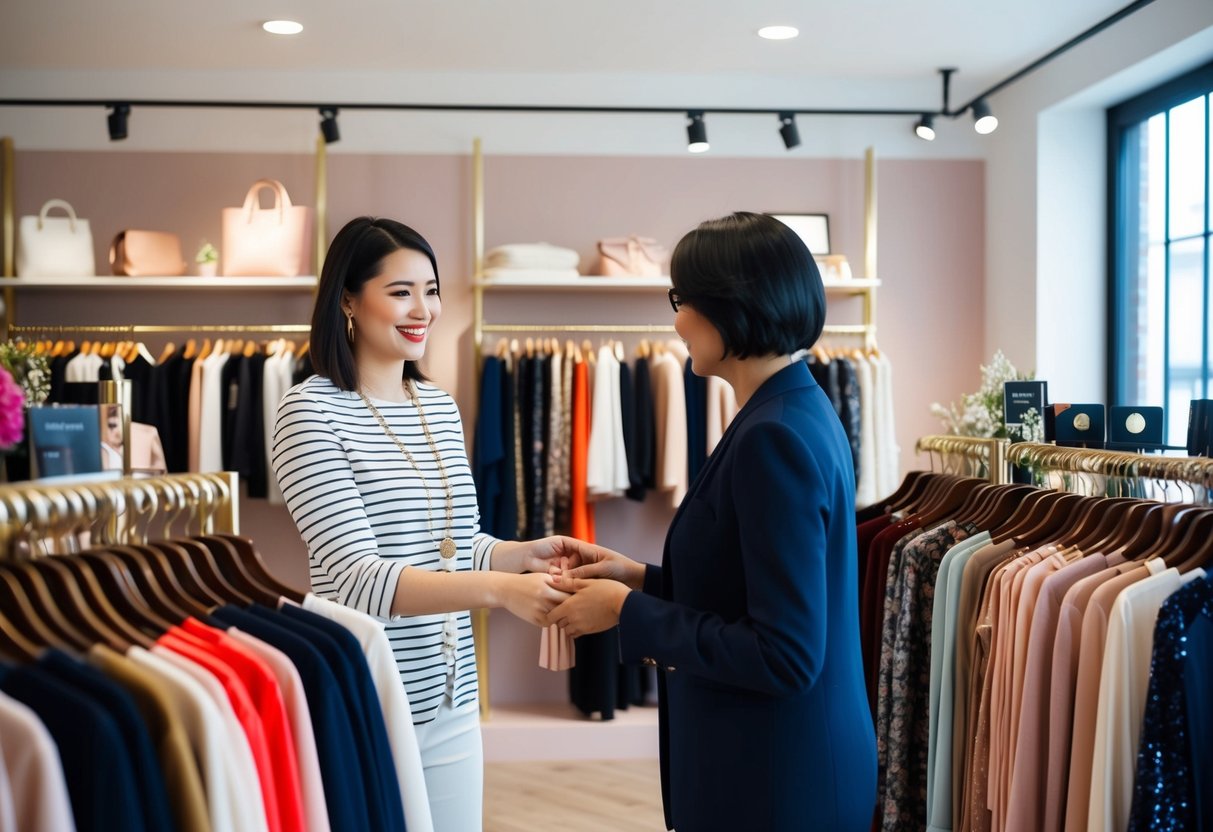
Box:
[345,312,355,343]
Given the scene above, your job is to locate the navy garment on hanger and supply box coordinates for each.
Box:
[233,352,268,498]
[210,605,375,832]
[39,649,175,832]
[271,604,408,832]
[473,356,518,540]
[1127,576,1213,832]
[123,353,156,424]
[0,662,147,832]
[620,359,646,502]
[220,353,244,470]
[835,357,863,486]
[632,355,657,492]
[569,628,622,720]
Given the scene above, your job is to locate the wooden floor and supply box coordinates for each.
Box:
[484,759,665,831]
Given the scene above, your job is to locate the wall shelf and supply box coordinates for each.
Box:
[476,274,881,293]
[0,276,318,290]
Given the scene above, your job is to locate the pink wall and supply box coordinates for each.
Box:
[10,149,984,704]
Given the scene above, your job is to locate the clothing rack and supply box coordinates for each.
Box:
[915,434,1010,485]
[0,471,240,555]
[1007,441,1213,489]
[8,324,311,335]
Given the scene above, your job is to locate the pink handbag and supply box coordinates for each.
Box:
[596,236,668,277]
[221,179,312,277]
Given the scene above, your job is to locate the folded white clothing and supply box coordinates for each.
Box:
[484,242,580,271]
[483,267,581,281]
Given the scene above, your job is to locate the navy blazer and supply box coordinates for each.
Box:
[619,361,877,831]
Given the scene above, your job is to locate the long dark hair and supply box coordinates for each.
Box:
[310,217,440,391]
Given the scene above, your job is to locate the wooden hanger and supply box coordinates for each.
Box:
[582,339,595,364]
[878,471,929,514]
[59,555,175,635]
[1166,510,1213,571]
[0,567,80,652]
[987,489,1067,543]
[1055,498,1138,551]
[992,491,1085,547]
[968,484,1040,531]
[915,477,988,526]
[0,608,43,662]
[886,471,948,514]
[1122,504,1210,563]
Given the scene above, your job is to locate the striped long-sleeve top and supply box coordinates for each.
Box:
[272,374,500,723]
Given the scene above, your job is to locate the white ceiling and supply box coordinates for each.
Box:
[1,0,1134,99]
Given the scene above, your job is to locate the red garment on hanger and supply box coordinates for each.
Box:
[571,358,595,543]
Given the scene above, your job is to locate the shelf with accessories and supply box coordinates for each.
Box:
[475,273,880,294]
[0,276,318,290]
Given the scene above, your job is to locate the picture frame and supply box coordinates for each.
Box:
[767,213,831,256]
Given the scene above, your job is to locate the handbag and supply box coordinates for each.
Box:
[16,199,96,277]
[108,230,186,277]
[596,235,668,277]
[221,179,311,277]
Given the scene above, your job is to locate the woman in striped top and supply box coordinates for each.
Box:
[272,217,595,832]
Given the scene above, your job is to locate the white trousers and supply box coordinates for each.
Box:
[414,691,483,832]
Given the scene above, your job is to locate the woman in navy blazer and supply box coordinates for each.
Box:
[550,212,877,831]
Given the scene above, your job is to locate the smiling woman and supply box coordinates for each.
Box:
[271,215,620,832]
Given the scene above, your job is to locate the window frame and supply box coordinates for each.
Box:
[1107,59,1213,421]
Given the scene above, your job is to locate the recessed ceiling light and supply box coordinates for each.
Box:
[263,20,304,35]
[757,25,799,40]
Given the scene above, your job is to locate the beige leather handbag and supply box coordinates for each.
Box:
[109,230,187,276]
[221,179,312,277]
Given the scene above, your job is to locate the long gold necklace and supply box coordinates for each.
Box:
[359,380,457,559]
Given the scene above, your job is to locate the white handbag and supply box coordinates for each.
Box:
[17,199,96,277]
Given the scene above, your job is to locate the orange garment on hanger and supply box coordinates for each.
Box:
[570,356,595,543]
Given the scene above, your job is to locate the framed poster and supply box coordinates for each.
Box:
[767,213,830,256]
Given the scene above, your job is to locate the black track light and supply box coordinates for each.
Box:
[320,107,340,144]
[107,104,130,141]
[686,111,709,153]
[971,99,998,135]
[914,114,936,141]
[778,112,800,150]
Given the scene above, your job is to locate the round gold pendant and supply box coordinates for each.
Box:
[440,537,457,559]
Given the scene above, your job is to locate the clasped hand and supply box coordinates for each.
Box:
[495,537,644,637]
[546,543,645,638]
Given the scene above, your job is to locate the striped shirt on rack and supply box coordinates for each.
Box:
[271,374,501,724]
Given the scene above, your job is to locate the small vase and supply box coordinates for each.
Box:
[198,262,218,277]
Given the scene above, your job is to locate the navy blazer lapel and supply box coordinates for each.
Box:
[667,361,818,531]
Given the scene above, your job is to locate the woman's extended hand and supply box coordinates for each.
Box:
[496,572,572,627]
[494,535,641,583]
[547,578,632,637]
[554,544,647,590]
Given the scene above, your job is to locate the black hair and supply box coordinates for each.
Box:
[669,211,826,360]
[310,216,439,391]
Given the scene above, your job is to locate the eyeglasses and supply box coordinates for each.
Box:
[668,288,688,313]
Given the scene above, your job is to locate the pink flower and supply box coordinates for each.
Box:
[0,366,26,449]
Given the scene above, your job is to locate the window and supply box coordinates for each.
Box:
[1110,60,1213,445]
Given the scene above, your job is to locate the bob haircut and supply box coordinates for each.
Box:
[310,216,440,391]
[669,211,826,360]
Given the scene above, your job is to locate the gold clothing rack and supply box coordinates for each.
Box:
[482,323,676,334]
[1007,442,1213,487]
[916,434,1010,485]
[0,471,240,556]
[8,324,311,336]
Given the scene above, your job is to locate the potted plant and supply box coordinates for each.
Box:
[196,241,219,277]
